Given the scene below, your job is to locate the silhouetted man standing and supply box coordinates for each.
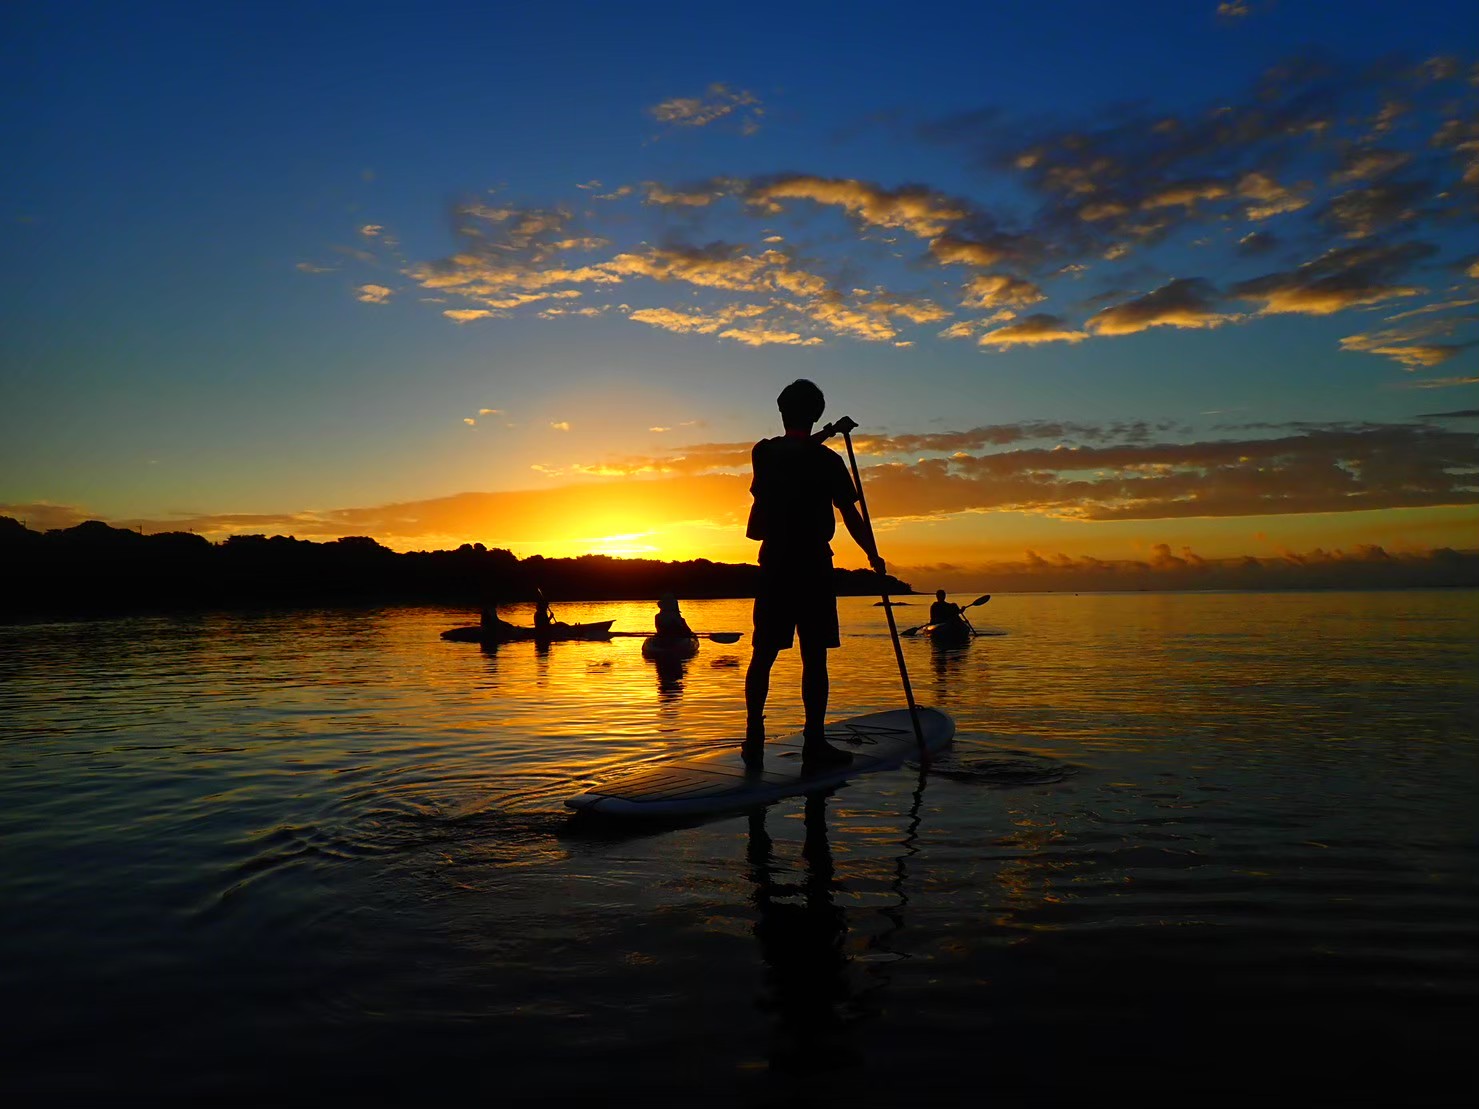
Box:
[744,379,884,768]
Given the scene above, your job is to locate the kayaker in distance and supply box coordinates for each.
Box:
[654,592,694,638]
[533,593,554,634]
[930,590,963,626]
[480,602,519,638]
[743,378,885,770]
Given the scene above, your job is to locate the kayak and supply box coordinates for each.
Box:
[927,618,973,646]
[641,634,700,660]
[441,619,615,644]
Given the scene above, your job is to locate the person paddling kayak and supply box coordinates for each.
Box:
[743,379,885,769]
[929,589,964,627]
[480,602,520,638]
[653,592,694,638]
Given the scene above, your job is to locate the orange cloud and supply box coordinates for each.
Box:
[649,84,761,131]
[962,273,1044,309]
[746,176,968,238]
[719,326,822,347]
[627,304,770,335]
[1088,278,1241,335]
[1232,243,1433,315]
[1341,319,1477,367]
[978,313,1088,348]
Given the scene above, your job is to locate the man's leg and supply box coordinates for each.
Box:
[800,641,829,738]
[744,644,781,766]
[799,641,851,765]
[797,578,851,765]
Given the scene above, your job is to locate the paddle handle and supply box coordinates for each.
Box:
[840,428,928,764]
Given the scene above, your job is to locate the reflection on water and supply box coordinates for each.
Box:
[650,655,689,702]
[1,591,1477,1104]
[748,795,853,1072]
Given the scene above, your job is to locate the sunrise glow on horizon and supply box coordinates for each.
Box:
[4,1,1477,590]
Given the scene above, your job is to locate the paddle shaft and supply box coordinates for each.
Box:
[608,631,742,642]
[839,428,928,763]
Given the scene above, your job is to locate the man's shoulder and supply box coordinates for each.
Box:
[753,435,842,461]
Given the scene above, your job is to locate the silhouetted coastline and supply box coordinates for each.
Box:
[0,517,916,620]
[5,516,1476,622]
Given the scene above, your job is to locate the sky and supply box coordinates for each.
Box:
[3,0,1477,589]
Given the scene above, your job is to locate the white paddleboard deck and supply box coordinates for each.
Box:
[566,706,954,818]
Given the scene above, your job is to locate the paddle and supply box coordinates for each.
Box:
[609,631,744,643]
[901,594,991,637]
[830,417,929,764]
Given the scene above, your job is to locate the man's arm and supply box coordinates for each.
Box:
[837,500,886,574]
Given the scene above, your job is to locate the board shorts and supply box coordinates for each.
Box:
[752,547,839,652]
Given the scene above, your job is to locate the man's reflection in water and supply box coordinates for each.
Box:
[747,792,856,1072]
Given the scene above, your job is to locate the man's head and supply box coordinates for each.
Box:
[777,379,825,430]
[936,589,947,601]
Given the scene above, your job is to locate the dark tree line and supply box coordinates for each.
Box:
[0,517,915,620]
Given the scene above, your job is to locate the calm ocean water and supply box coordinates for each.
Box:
[2,591,1476,1106]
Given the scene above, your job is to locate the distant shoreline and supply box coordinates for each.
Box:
[4,516,1476,622]
[0,516,916,621]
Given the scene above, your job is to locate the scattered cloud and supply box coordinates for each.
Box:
[719,326,823,347]
[746,175,969,238]
[356,284,393,304]
[1398,375,1479,389]
[295,261,335,273]
[649,84,762,133]
[550,421,571,431]
[327,52,1476,385]
[643,180,732,207]
[1231,242,1434,315]
[979,313,1088,348]
[1237,171,1309,220]
[929,232,1022,268]
[626,303,770,335]
[1088,277,1241,335]
[961,273,1044,309]
[1341,315,1478,367]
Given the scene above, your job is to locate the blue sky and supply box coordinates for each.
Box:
[3,0,1476,580]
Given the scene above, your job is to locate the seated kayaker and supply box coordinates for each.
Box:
[480,603,519,636]
[930,589,963,626]
[534,594,554,633]
[654,592,694,638]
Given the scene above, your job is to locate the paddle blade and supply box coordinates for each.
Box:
[968,594,991,607]
[704,632,743,644]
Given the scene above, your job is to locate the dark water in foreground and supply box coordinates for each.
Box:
[2,591,1476,1106]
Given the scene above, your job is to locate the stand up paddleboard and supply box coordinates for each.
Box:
[566,706,954,819]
